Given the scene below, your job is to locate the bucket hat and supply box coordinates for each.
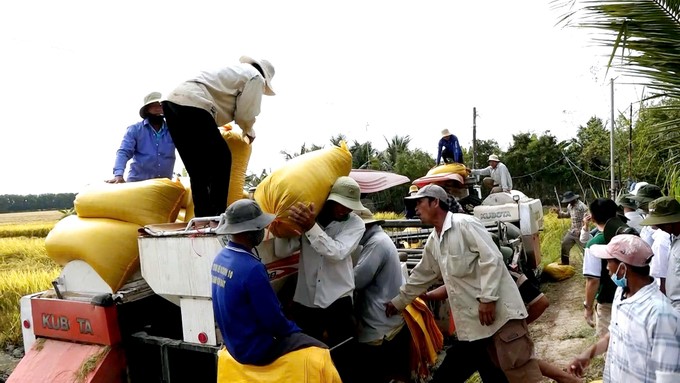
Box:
[441,129,451,138]
[409,185,419,194]
[640,197,680,226]
[629,184,663,204]
[561,191,580,204]
[240,56,276,96]
[616,193,637,210]
[215,199,275,235]
[354,207,385,226]
[590,234,653,267]
[327,176,365,211]
[139,91,162,118]
[488,154,500,162]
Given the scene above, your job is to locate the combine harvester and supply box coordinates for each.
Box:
[8,170,412,383]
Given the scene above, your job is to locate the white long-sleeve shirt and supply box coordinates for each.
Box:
[274,213,365,309]
[667,237,680,311]
[391,212,527,341]
[471,162,512,192]
[166,63,265,138]
[651,229,672,279]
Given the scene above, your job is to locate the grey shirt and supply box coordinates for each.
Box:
[354,224,405,343]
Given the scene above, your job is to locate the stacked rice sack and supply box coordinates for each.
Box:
[426,163,468,178]
[176,123,253,222]
[255,141,352,238]
[45,178,186,292]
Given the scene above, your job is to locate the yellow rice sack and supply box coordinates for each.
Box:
[542,262,576,281]
[45,216,141,292]
[74,178,185,226]
[426,163,468,177]
[176,177,195,222]
[255,142,352,238]
[220,124,252,207]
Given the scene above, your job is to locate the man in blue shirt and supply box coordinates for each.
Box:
[436,129,464,165]
[212,199,326,365]
[107,92,176,183]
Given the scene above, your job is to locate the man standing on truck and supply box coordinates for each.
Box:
[436,129,464,165]
[557,191,588,265]
[107,92,176,183]
[385,184,543,383]
[163,56,276,217]
[467,154,512,194]
[274,176,366,381]
[211,199,326,366]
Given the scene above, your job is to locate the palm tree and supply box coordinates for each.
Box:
[350,140,379,169]
[244,169,269,188]
[558,0,680,98]
[280,143,324,160]
[381,135,412,171]
[329,134,347,147]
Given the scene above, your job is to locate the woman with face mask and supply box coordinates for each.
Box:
[567,234,680,382]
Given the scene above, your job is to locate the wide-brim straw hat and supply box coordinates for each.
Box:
[561,191,579,204]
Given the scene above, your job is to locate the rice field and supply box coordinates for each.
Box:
[0,211,60,347]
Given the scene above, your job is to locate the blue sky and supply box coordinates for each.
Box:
[0,0,644,194]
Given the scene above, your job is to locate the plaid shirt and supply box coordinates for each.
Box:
[563,201,588,236]
[604,281,680,382]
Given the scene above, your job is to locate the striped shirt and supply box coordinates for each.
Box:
[604,281,680,382]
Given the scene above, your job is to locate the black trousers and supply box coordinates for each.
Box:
[162,101,232,217]
[430,337,509,383]
[291,297,356,382]
[352,325,412,383]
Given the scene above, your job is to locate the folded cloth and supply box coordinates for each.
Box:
[403,298,445,379]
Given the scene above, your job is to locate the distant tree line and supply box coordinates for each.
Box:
[0,193,76,213]
[246,97,680,212]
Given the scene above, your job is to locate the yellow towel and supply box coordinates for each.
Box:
[217,346,342,383]
[403,298,444,379]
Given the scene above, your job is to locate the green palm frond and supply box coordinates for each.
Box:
[557,0,680,98]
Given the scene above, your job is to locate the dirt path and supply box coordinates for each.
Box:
[531,259,605,383]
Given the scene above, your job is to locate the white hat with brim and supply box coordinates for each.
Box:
[215,199,275,235]
[139,91,162,118]
[240,56,276,96]
[488,154,500,162]
[441,129,451,138]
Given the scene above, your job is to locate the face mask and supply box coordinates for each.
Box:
[147,115,165,125]
[610,263,627,288]
[247,229,265,246]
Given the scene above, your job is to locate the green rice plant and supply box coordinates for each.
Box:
[0,237,56,271]
[540,214,571,266]
[0,267,60,347]
[0,222,54,238]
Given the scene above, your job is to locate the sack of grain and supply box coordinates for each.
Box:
[542,262,576,281]
[45,215,141,292]
[426,163,468,177]
[219,124,252,207]
[255,142,352,238]
[74,178,186,226]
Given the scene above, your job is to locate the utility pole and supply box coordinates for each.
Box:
[472,107,477,169]
[610,79,616,199]
[629,103,633,181]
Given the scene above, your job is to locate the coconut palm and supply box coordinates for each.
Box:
[557,0,680,99]
[381,135,412,171]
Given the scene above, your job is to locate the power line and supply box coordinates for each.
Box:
[512,158,564,179]
[563,156,611,182]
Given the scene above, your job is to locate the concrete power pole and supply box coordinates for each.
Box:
[472,107,477,169]
[610,79,616,199]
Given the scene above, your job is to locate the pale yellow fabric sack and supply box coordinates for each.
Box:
[219,124,252,207]
[427,163,468,177]
[543,262,576,281]
[74,178,185,226]
[217,346,341,383]
[45,216,141,292]
[175,177,194,222]
[254,142,352,238]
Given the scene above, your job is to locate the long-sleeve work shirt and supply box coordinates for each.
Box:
[113,119,175,181]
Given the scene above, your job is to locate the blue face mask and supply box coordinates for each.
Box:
[611,263,627,288]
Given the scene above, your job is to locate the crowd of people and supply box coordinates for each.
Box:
[105,65,680,382]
